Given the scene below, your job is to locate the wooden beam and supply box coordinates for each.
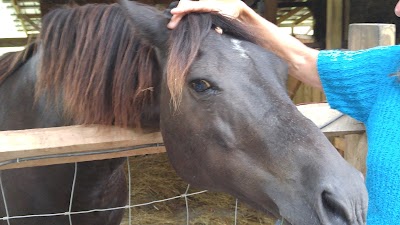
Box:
[0,125,164,170]
[18,14,40,31]
[294,12,312,25]
[11,0,28,35]
[0,38,29,47]
[0,103,365,170]
[9,5,40,9]
[296,103,365,137]
[4,0,39,2]
[39,0,173,16]
[0,147,166,170]
[277,7,304,25]
[278,1,310,8]
[17,13,41,19]
[0,125,163,158]
[280,23,313,27]
[264,0,277,24]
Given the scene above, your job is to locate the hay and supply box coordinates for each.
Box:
[120,153,275,225]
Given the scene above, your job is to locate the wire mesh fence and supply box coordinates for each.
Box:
[0,152,276,225]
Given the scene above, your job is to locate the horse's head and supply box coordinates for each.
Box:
[121,1,368,224]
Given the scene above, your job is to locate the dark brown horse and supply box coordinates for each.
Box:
[0,1,367,225]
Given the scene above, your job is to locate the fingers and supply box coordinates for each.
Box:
[167,14,184,29]
[167,1,221,29]
[395,0,400,17]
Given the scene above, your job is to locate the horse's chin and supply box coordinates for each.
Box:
[236,196,286,224]
[257,208,292,225]
[275,219,292,225]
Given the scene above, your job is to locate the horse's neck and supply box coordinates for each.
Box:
[0,52,69,131]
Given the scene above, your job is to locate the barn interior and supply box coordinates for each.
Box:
[0,0,399,224]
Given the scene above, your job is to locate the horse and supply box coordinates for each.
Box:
[0,1,368,225]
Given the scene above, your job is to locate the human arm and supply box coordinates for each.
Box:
[317,46,400,122]
[168,0,322,88]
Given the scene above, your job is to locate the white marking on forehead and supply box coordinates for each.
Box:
[230,39,249,59]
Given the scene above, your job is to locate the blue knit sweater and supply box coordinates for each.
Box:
[318,45,400,224]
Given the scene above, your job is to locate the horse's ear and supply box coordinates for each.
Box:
[119,0,170,51]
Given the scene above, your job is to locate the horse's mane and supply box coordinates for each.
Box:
[0,42,37,85]
[36,3,160,128]
[0,3,260,128]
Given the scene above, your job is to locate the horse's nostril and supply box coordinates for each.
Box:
[321,190,350,224]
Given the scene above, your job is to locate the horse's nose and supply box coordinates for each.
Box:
[317,182,367,225]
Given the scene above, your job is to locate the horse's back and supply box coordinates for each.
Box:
[0,52,127,225]
[0,52,67,131]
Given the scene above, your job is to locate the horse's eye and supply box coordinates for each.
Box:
[190,79,212,92]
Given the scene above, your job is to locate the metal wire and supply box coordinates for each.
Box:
[234,198,238,225]
[0,173,10,225]
[68,162,78,225]
[126,157,132,225]
[0,189,208,221]
[184,184,190,225]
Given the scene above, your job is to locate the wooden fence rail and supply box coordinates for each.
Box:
[0,103,364,170]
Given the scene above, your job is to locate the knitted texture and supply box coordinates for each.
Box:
[318,45,400,224]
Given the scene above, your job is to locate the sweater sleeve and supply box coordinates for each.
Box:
[317,45,400,123]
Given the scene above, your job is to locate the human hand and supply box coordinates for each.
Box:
[167,0,247,29]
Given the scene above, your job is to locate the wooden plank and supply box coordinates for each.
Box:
[286,76,302,99]
[292,83,305,104]
[0,125,163,170]
[11,0,29,35]
[311,86,322,102]
[18,14,40,31]
[16,13,41,19]
[296,103,365,137]
[348,23,395,49]
[277,6,304,25]
[333,137,346,153]
[0,103,366,170]
[0,146,165,170]
[264,0,277,24]
[303,84,312,102]
[278,1,310,8]
[0,125,163,153]
[345,134,367,175]
[0,38,29,47]
[293,12,312,25]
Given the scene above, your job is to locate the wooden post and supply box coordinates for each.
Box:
[344,23,396,174]
[348,23,396,49]
[326,0,343,49]
[264,0,277,24]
